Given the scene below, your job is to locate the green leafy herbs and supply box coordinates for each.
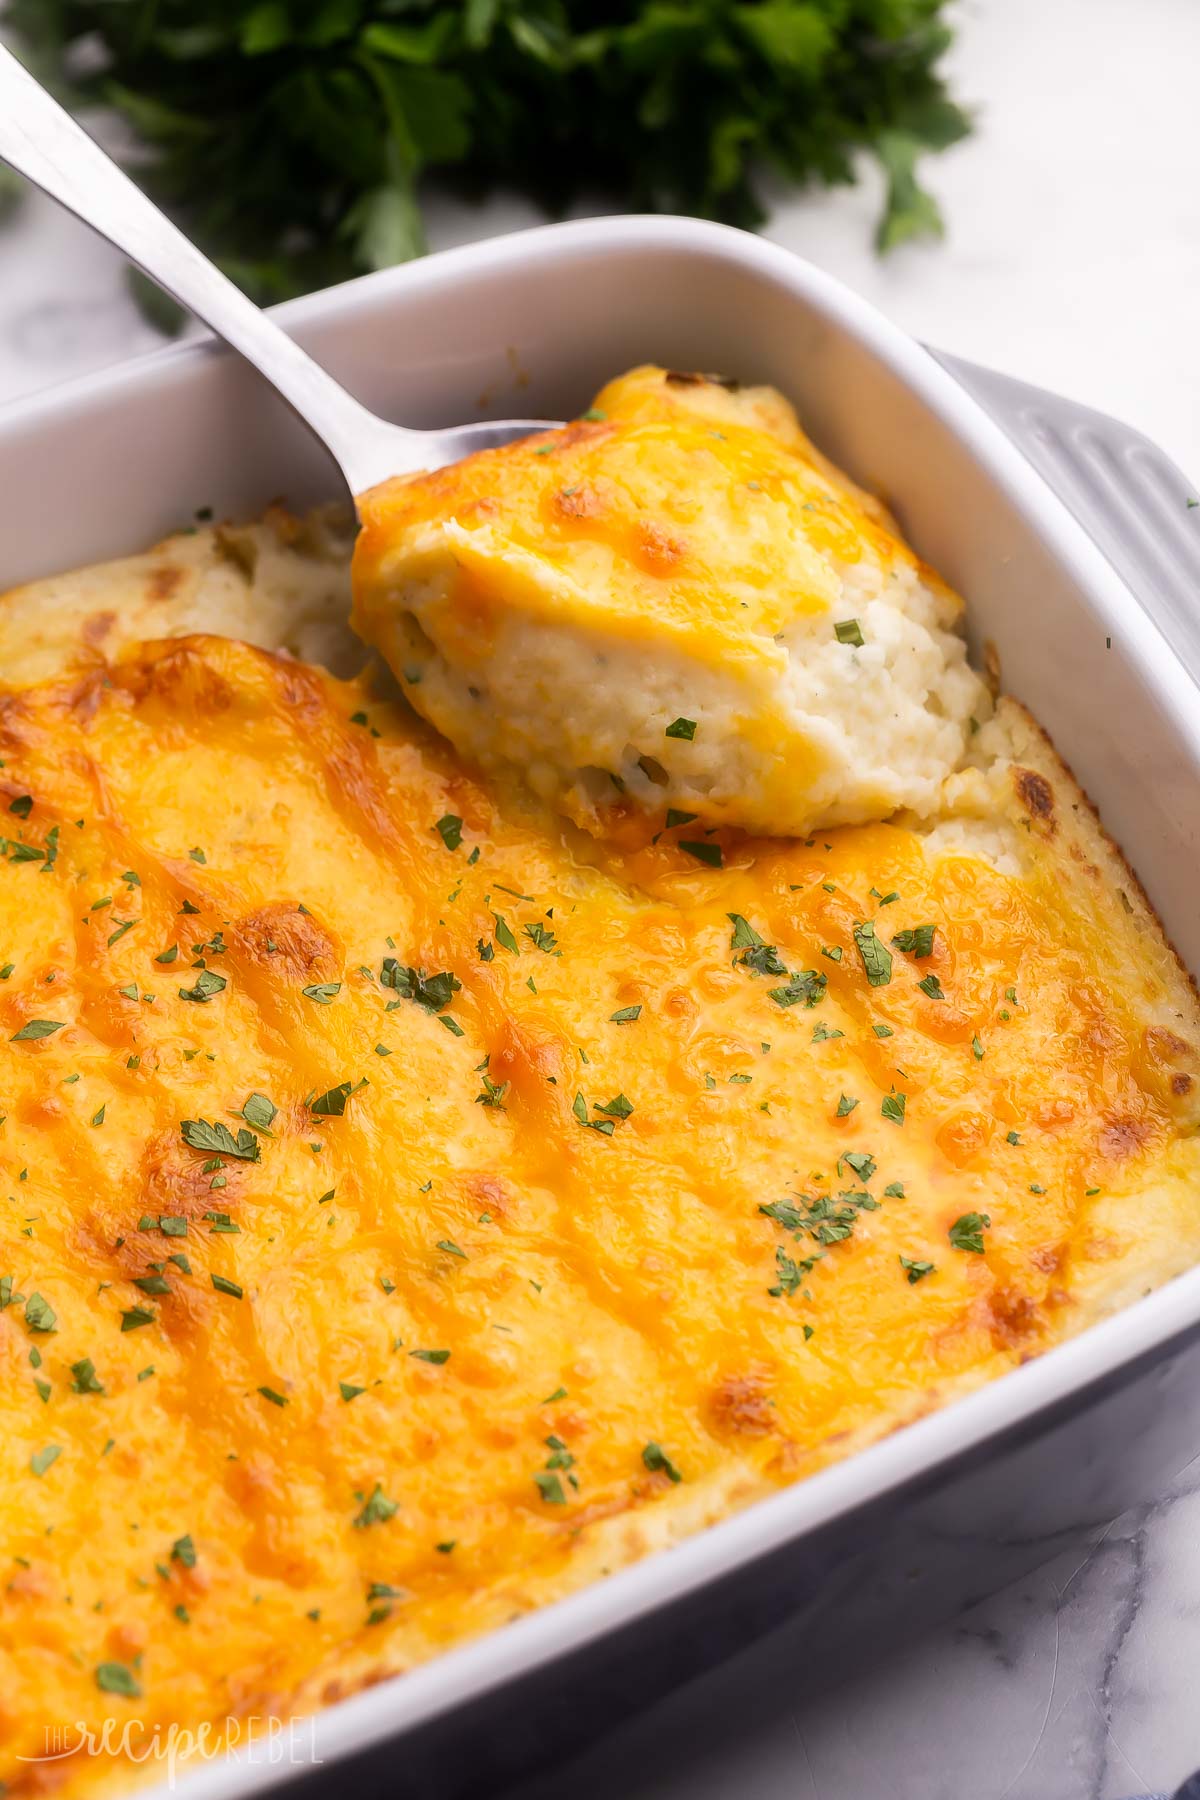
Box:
[900,1255,935,1284]
[610,1005,642,1023]
[23,1293,56,1333]
[381,959,462,1012]
[353,1483,398,1528]
[641,1442,682,1483]
[241,1092,277,1133]
[767,970,826,1010]
[302,981,342,1004]
[12,1018,65,1042]
[475,1073,509,1111]
[679,840,723,869]
[435,814,463,851]
[178,969,227,1004]
[893,924,936,958]
[852,920,892,987]
[310,1079,362,1117]
[948,1211,991,1254]
[93,1659,140,1697]
[728,913,787,978]
[181,1118,260,1161]
[5,1,966,327]
[664,717,697,740]
[70,1357,104,1394]
[834,618,864,647]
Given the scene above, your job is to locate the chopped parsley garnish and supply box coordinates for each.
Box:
[8,795,32,818]
[353,1484,398,1527]
[948,1211,991,1253]
[834,618,864,646]
[302,982,341,1004]
[853,920,892,986]
[172,1534,196,1567]
[892,924,936,957]
[409,1348,450,1364]
[534,1470,566,1504]
[339,1381,365,1402]
[610,1005,642,1023]
[120,1306,156,1331]
[241,1093,277,1133]
[972,1034,985,1060]
[665,717,697,740]
[900,1256,935,1284]
[917,973,945,1000]
[309,1080,356,1117]
[523,922,559,954]
[437,1239,467,1259]
[475,1074,509,1110]
[24,1293,56,1333]
[71,1357,104,1393]
[12,1019,65,1041]
[155,944,179,964]
[258,1386,288,1407]
[679,840,722,868]
[642,1442,682,1483]
[181,1118,260,1161]
[881,1090,906,1125]
[728,913,787,977]
[492,913,520,954]
[836,1094,858,1117]
[767,970,826,1009]
[435,814,463,850]
[210,1274,243,1299]
[1006,1130,1020,1146]
[381,960,461,1011]
[178,970,226,1003]
[665,808,698,830]
[95,1661,141,1697]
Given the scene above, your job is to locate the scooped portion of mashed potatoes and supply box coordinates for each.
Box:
[352,365,991,837]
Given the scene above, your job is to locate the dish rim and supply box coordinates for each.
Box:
[7,211,1200,1797]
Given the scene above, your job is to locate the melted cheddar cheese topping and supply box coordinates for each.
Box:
[0,616,1198,1794]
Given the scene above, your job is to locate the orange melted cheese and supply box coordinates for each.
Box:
[354,364,950,671]
[0,633,1198,1794]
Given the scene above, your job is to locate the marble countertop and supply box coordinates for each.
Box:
[2,1,1199,1795]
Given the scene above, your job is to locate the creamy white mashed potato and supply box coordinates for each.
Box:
[353,365,992,838]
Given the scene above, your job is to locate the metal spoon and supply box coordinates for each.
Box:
[0,45,558,501]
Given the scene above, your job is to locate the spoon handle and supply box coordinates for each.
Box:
[0,44,383,492]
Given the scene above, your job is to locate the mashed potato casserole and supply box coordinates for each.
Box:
[0,377,1198,1795]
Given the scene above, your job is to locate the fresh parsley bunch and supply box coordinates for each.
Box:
[9,0,970,326]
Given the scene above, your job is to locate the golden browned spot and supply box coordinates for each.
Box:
[81,610,116,647]
[227,900,338,981]
[1174,1072,1194,1096]
[1099,1116,1153,1158]
[984,1286,1040,1350]
[147,564,183,603]
[1031,1243,1067,1275]
[554,481,605,521]
[706,1372,775,1439]
[1015,766,1055,824]
[635,521,688,574]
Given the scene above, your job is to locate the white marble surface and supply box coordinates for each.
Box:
[2,1,1200,1795]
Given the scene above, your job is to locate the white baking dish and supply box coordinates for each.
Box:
[6,215,1200,1799]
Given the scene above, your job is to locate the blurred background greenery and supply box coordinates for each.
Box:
[3,1,969,328]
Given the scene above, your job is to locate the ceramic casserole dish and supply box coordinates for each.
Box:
[4,215,1200,1800]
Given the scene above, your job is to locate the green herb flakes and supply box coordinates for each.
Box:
[948,1211,991,1254]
